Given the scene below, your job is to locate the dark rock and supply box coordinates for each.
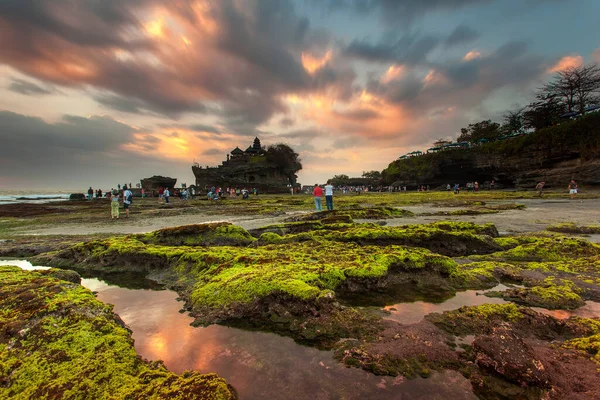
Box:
[69,193,86,200]
[473,323,550,387]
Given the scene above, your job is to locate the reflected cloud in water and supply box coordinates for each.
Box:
[83,278,476,400]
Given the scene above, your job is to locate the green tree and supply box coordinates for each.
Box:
[457,120,501,143]
[501,108,524,134]
[265,143,302,184]
[361,170,382,181]
[523,93,565,131]
[329,174,350,186]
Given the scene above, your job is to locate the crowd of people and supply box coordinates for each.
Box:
[85,176,582,220]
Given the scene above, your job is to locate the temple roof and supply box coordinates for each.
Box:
[231,147,244,155]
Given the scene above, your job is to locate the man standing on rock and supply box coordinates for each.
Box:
[313,184,323,212]
[164,187,170,204]
[568,179,578,199]
[325,182,334,211]
[87,187,93,201]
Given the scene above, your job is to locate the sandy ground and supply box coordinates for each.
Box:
[23,198,599,238]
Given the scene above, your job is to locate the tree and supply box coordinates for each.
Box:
[361,170,382,181]
[329,174,350,186]
[523,93,565,131]
[502,108,524,134]
[457,120,501,143]
[432,139,451,148]
[265,143,302,184]
[543,64,600,114]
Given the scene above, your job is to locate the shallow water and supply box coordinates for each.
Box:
[82,278,476,400]
[383,285,510,324]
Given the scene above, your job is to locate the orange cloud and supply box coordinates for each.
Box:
[380,65,405,83]
[548,54,583,73]
[593,49,600,63]
[301,50,332,74]
[463,50,481,61]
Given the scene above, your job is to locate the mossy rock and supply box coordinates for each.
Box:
[449,261,521,289]
[487,278,585,310]
[284,207,414,222]
[563,333,600,365]
[547,222,600,235]
[136,222,256,246]
[0,266,235,399]
[291,222,502,257]
[479,236,600,262]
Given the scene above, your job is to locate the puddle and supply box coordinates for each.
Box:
[0,259,50,270]
[383,284,511,324]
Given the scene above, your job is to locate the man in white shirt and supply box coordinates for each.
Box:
[123,185,133,218]
[324,183,334,211]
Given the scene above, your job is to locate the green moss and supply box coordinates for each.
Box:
[137,222,256,246]
[563,334,600,366]
[0,266,234,399]
[284,207,415,221]
[480,236,600,262]
[427,304,525,335]
[49,236,456,320]
[547,222,600,235]
[449,261,519,289]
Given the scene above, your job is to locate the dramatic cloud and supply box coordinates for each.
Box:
[548,54,584,73]
[312,0,492,24]
[8,78,57,96]
[0,0,598,188]
[446,25,481,47]
[345,34,440,64]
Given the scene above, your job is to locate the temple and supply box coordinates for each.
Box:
[192,137,299,193]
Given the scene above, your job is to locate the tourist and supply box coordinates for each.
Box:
[164,187,170,204]
[110,189,120,219]
[453,183,460,194]
[87,187,93,201]
[490,179,495,190]
[568,179,578,199]
[446,184,451,192]
[325,182,334,211]
[98,189,102,198]
[123,185,133,218]
[118,184,121,191]
[191,187,195,199]
[535,181,545,197]
[474,181,479,192]
[313,184,323,212]
[158,187,164,203]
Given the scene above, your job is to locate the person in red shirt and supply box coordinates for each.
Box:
[313,184,323,212]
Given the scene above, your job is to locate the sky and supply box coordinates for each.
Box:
[0,0,598,190]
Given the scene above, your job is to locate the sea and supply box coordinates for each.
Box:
[0,190,75,204]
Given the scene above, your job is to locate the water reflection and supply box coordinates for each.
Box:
[533,301,600,320]
[383,285,510,324]
[82,278,476,400]
[0,259,49,270]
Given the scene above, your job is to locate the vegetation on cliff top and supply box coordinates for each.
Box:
[382,112,600,185]
[0,266,235,400]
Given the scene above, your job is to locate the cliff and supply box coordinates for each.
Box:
[383,113,600,189]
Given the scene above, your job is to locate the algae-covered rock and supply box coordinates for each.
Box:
[547,222,600,235]
[137,222,256,246]
[487,277,586,310]
[303,222,501,256]
[479,236,600,262]
[0,266,235,400]
[283,207,414,222]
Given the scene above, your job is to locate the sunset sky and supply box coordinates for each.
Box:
[1,0,598,189]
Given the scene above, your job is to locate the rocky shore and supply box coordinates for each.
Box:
[18,214,600,399]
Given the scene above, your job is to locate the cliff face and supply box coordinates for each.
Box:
[383,113,600,189]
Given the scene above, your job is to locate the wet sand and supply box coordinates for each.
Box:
[23,198,599,237]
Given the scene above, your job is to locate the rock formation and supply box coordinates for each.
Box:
[382,113,600,189]
[192,137,301,193]
[140,175,177,191]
